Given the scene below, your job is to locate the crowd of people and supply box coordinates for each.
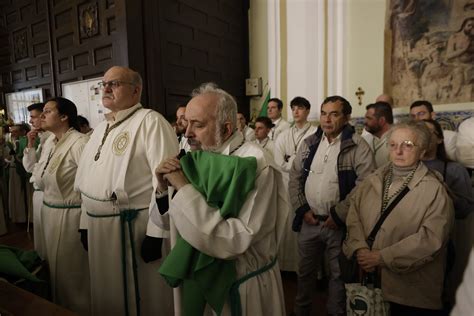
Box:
[0,65,473,316]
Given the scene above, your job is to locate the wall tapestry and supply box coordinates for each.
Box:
[385,0,474,107]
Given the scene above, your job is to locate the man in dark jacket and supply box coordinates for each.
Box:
[289,95,375,316]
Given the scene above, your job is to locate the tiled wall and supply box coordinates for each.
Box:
[351,110,474,134]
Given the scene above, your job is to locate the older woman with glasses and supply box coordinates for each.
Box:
[343,121,454,316]
[33,97,90,315]
[422,119,474,308]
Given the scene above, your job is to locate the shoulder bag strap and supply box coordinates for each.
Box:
[366,186,410,249]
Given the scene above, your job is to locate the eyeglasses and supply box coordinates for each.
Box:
[98,80,135,89]
[387,140,418,152]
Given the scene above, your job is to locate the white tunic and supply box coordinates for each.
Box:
[25,131,54,259]
[451,248,474,316]
[274,123,316,271]
[270,118,291,141]
[253,137,275,160]
[22,131,52,173]
[443,129,457,161]
[362,131,390,168]
[33,129,90,315]
[179,135,191,152]
[242,126,255,142]
[456,117,474,169]
[154,132,288,316]
[75,103,178,316]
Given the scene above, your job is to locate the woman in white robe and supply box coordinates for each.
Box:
[33,97,90,315]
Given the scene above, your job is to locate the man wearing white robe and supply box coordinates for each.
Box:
[75,66,177,316]
[456,116,474,171]
[22,102,50,259]
[268,98,291,141]
[274,97,316,272]
[154,82,288,315]
[361,101,393,168]
[252,116,275,159]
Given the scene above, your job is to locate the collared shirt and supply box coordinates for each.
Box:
[304,133,341,215]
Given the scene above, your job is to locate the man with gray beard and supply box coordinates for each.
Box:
[153,82,288,315]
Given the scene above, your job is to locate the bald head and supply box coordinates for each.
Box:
[101,66,143,113]
[375,94,393,106]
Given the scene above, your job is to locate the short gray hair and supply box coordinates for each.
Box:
[387,121,431,152]
[191,82,237,130]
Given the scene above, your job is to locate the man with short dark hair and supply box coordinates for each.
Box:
[253,116,274,157]
[267,97,290,140]
[289,96,375,316]
[22,102,51,259]
[363,102,393,167]
[274,96,316,272]
[410,100,435,120]
[410,100,457,160]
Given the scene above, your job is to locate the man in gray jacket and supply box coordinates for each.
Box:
[289,95,375,316]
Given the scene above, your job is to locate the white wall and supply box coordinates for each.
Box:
[249,0,474,121]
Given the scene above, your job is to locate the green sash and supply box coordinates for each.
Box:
[159,151,257,315]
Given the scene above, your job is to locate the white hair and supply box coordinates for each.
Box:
[191,82,237,132]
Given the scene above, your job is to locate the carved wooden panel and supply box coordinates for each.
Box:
[0,0,53,98]
[0,0,250,120]
[144,0,250,116]
[50,0,128,94]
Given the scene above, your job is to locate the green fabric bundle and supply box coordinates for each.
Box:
[0,245,42,282]
[159,151,257,315]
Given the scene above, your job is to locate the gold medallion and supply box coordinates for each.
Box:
[112,131,130,156]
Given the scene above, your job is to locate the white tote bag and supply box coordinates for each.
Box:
[345,283,390,316]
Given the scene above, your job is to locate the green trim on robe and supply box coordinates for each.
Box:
[159,151,257,316]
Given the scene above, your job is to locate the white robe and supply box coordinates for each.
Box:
[253,137,275,160]
[270,118,291,141]
[179,135,191,152]
[443,129,457,161]
[456,117,474,169]
[362,131,390,168]
[75,103,178,316]
[33,129,90,315]
[274,123,316,272]
[451,248,474,316]
[153,132,288,316]
[25,131,54,259]
[242,126,255,142]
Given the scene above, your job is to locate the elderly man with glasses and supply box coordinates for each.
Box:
[75,66,178,316]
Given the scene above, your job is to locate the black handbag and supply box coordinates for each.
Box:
[339,186,410,283]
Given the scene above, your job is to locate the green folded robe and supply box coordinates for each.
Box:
[0,245,42,282]
[159,151,257,316]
